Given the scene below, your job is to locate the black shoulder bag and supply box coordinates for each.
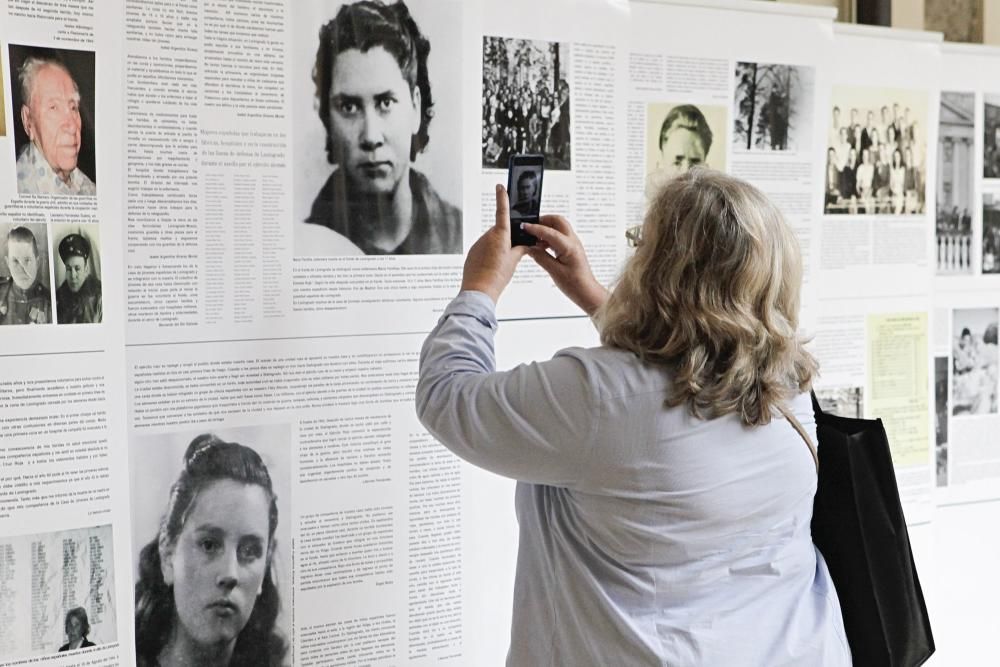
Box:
[779,393,935,667]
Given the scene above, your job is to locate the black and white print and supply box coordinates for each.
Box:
[983,93,1000,179]
[983,193,1000,274]
[482,36,571,171]
[732,62,813,152]
[951,307,999,416]
[823,86,927,216]
[936,92,975,275]
[814,386,863,419]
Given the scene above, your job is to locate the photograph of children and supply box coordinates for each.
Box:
[934,356,949,487]
[732,62,814,153]
[935,92,975,275]
[292,0,463,256]
[983,193,1000,273]
[814,386,863,419]
[822,86,927,215]
[951,307,999,416]
[983,93,1000,179]
[52,223,102,324]
[482,36,571,171]
[0,221,51,325]
[644,102,727,197]
[0,524,116,659]
[130,424,292,666]
[8,44,96,195]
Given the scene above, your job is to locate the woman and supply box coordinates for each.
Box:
[417,170,850,664]
[890,148,906,214]
[134,434,287,667]
[59,607,96,651]
[855,147,875,214]
[839,146,858,215]
[904,146,920,214]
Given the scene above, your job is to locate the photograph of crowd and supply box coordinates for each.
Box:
[984,193,1000,274]
[951,307,999,417]
[823,87,927,215]
[732,62,813,152]
[983,94,1000,178]
[936,92,975,275]
[482,36,571,170]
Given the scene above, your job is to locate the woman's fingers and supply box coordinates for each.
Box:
[538,214,573,235]
[495,184,511,231]
[521,222,571,257]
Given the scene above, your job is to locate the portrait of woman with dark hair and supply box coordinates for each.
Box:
[133,434,288,667]
[59,607,96,651]
[296,0,462,256]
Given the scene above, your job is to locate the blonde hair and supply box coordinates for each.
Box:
[598,169,817,426]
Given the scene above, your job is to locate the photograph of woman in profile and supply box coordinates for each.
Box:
[417,169,851,664]
[58,607,95,651]
[133,434,288,667]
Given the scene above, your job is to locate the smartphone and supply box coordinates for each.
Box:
[507,154,544,246]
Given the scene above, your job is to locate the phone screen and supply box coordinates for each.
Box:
[507,154,544,246]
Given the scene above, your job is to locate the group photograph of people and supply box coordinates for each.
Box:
[481,36,571,171]
[824,88,928,215]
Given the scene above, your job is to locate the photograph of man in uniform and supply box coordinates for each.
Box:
[8,46,96,196]
[298,0,461,255]
[0,224,51,325]
[55,229,102,324]
[511,170,540,217]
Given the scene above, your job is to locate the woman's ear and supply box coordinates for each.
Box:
[410,87,422,136]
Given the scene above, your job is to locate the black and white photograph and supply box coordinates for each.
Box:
[984,193,1000,274]
[814,386,864,419]
[130,424,292,667]
[8,44,96,196]
[508,164,542,220]
[732,62,814,152]
[481,36,571,171]
[0,524,116,659]
[951,307,999,416]
[292,0,463,256]
[645,102,727,196]
[936,92,975,275]
[0,221,51,325]
[935,356,949,487]
[52,223,102,324]
[983,93,1000,179]
[823,86,928,215]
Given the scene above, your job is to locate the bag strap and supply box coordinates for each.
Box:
[777,404,819,472]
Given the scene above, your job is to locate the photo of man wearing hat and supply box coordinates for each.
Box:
[55,229,101,324]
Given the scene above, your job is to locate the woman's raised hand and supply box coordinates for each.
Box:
[522,216,608,316]
[460,185,529,303]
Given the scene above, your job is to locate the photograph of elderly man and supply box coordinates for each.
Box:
[8,45,96,196]
[297,0,462,256]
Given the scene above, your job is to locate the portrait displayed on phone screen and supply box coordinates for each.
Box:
[507,154,544,246]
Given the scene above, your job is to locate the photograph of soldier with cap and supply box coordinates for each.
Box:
[0,222,51,325]
[8,45,96,196]
[53,224,102,324]
[294,0,462,256]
